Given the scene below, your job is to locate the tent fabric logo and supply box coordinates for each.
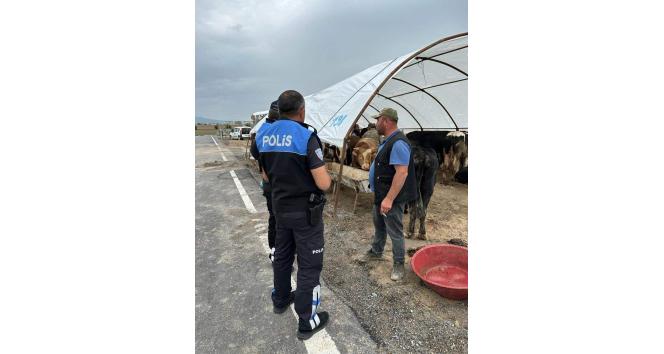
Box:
[330,114,347,127]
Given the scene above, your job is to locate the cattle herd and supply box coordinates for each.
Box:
[322,126,468,240]
[322,126,468,185]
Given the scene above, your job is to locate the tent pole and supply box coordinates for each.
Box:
[332,112,366,216]
[333,133,350,216]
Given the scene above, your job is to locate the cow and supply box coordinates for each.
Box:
[361,127,380,142]
[441,132,467,183]
[322,135,361,165]
[351,124,362,137]
[322,142,339,162]
[406,131,444,160]
[406,130,467,184]
[351,137,379,170]
[345,135,362,165]
[455,165,468,184]
[405,146,439,240]
[322,125,382,168]
[359,123,376,137]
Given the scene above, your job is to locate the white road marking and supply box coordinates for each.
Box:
[230,170,257,213]
[210,136,228,161]
[301,320,339,353]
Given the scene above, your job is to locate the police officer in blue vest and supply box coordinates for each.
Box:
[365,107,417,281]
[256,90,332,340]
[250,100,279,262]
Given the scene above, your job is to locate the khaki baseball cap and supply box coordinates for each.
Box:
[372,107,398,122]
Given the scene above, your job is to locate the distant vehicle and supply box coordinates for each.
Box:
[230,126,251,140]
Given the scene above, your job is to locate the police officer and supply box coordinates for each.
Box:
[365,107,417,281]
[250,100,279,262]
[256,90,331,340]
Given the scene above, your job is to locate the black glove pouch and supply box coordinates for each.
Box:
[307,199,326,226]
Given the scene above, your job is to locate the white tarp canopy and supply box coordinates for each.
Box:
[250,110,268,126]
[251,33,467,147]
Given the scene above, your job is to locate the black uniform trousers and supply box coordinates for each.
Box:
[262,182,276,249]
[272,210,324,321]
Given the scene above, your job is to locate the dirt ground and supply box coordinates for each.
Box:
[223,138,252,147]
[321,179,468,353]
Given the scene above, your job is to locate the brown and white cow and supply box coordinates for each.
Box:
[351,137,379,171]
[441,131,467,184]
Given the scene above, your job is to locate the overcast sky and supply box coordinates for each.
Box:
[196,0,467,121]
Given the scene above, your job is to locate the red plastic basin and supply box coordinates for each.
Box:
[411,244,468,300]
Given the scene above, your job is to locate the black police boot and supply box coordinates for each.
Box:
[297,311,330,340]
[273,291,295,314]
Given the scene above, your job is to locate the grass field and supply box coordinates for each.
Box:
[195,129,220,136]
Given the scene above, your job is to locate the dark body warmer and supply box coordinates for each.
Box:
[372,130,417,205]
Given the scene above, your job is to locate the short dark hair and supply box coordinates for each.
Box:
[278,90,304,115]
[267,100,279,120]
[267,109,279,120]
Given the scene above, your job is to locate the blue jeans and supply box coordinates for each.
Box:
[370,202,405,264]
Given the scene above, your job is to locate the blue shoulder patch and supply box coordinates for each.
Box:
[256,119,312,155]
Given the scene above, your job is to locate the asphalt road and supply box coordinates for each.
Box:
[195,136,376,353]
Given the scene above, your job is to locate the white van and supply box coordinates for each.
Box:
[230,126,251,140]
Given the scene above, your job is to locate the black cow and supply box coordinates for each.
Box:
[455,165,468,184]
[406,131,465,164]
[406,146,439,240]
[407,130,467,184]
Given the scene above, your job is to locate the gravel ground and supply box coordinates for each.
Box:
[322,191,468,353]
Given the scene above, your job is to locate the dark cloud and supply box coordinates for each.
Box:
[196,0,467,120]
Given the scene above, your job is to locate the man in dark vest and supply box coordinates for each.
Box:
[250,100,279,262]
[366,107,417,281]
[256,90,332,340]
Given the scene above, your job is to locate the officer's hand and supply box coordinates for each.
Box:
[380,197,393,215]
